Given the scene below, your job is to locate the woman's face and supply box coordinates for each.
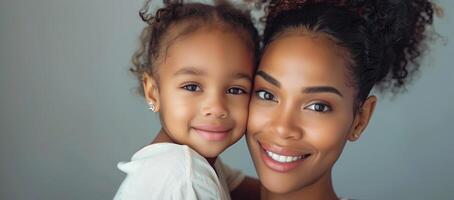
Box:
[247,34,360,194]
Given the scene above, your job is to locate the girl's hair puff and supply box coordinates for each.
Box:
[131,0,260,96]
[262,0,438,107]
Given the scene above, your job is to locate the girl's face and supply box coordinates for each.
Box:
[145,27,254,158]
[247,35,371,195]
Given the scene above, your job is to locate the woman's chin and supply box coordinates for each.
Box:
[259,173,301,194]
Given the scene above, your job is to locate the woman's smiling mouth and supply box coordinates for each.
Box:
[265,150,311,163]
[259,141,312,172]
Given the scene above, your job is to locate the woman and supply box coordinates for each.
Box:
[246,0,436,199]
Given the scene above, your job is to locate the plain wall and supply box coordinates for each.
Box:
[1,0,453,199]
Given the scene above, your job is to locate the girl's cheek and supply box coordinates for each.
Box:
[232,99,250,130]
[160,90,196,118]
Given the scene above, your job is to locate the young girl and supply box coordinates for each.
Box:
[246,0,437,199]
[114,0,260,199]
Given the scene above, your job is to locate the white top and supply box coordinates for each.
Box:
[114,143,245,200]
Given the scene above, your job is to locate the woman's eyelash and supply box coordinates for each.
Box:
[304,103,332,113]
[255,89,332,113]
[255,90,277,102]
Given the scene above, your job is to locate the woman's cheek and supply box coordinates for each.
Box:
[247,103,266,133]
[304,119,351,150]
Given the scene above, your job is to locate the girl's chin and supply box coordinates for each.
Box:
[191,144,225,158]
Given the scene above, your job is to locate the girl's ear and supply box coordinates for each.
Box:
[348,95,377,141]
[142,73,161,112]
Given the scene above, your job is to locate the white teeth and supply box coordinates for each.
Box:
[266,150,304,163]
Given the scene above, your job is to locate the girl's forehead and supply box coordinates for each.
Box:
[156,28,255,80]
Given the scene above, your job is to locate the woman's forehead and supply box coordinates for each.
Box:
[257,35,355,97]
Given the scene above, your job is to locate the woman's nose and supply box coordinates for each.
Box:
[270,108,303,140]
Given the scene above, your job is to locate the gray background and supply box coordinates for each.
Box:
[1,0,453,199]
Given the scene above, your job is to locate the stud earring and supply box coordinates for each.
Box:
[353,133,359,139]
[148,102,156,112]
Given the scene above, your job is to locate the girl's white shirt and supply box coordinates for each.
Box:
[113,143,244,200]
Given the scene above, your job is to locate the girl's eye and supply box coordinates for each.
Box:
[256,90,276,102]
[227,87,247,95]
[305,103,331,112]
[182,84,201,92]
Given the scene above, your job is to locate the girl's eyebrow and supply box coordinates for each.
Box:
[256,70,280,87]
[175,67,252,82]
[234,73,252,82]
[174,66,206,76]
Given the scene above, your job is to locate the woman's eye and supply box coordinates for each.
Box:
[227,87,246,95]
[305,103,331,112]
[256,90,276,102]
[182,84,201,92]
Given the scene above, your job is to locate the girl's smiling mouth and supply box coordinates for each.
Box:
[192,124,232,141]
[259,141,312,172]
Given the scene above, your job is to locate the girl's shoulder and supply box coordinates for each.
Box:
[129,143,201,161]
[115,143,227,200]
[119,143,212,177]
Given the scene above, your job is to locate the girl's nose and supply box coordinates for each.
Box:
[201,95,229,119]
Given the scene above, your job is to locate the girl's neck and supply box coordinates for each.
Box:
[151,129,174,144]
[261,170,338,200]
[151,129,218,167]
[206,157,217,166]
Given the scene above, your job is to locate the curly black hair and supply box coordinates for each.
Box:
[261,0,437,107]
[131,0,260,95]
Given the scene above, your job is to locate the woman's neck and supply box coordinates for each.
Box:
[261,170,338,200]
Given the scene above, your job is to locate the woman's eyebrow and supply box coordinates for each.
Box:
[302,86,343,97]
[256,70,343,97]
[256,70,280,87]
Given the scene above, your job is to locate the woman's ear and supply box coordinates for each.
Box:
[142,73,161,112]
[348,95,377,141]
